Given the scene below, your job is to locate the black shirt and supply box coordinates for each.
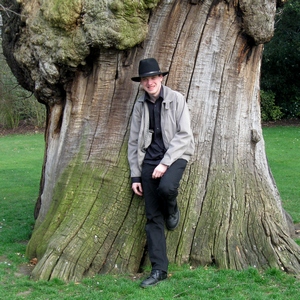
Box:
[131,88,166,184]
[143,88,166,165]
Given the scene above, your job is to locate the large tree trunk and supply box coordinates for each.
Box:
[1,0,300,281]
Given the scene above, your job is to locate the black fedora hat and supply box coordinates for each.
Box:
[131,58,169,82]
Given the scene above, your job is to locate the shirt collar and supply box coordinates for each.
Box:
[144,85,164,102]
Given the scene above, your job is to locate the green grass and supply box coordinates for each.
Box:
[0,134,44,257]
[263,126,300,223]
[0,129,300,299]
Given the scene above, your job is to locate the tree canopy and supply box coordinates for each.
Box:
[261,0,300,118]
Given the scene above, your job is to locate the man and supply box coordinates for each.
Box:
[128,58,194,288]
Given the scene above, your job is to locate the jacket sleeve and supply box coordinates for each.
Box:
[160,93,194,166]
[128,101,143,179]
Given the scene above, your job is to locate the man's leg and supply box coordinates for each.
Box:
[141,163,168,272]
[157,159,187,216]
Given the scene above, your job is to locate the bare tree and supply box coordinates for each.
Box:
[1,0,299,281]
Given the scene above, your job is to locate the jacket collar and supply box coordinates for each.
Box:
[138,85,172,103]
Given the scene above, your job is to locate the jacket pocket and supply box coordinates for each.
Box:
[143,129,154,151]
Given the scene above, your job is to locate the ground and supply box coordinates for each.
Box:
[261,118,300,127]
[1,119,300,137]
[0,121,45,136]
[1,118,299,277]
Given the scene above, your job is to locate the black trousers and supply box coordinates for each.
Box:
[141,159,187,272]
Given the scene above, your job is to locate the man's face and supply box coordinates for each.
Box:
[140,75,163,98]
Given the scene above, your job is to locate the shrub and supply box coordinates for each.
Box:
[260,90,283,122]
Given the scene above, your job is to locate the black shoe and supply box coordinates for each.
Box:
[140,269,167,288]
[166,209,180,231]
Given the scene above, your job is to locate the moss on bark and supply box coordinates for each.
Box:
[191,166,300,273]
[2,0,161,103]
[26,141,146,280]
[40,0,82,30]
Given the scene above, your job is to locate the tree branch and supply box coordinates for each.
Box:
[0,4,21,17]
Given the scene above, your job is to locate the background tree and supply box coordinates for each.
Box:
[0,52,46,129]
[1,0,300,282]
[0,14,45,129]
[261,0,300,118]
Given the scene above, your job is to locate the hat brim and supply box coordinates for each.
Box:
[131,71,169,82]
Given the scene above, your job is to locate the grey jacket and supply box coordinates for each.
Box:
[128,85,195,178]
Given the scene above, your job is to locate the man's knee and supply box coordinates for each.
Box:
[157,182,178,199]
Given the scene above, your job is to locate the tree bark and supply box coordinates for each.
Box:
[1,0,300,281]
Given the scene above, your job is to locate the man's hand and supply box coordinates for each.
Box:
[132,182,143,196]
[152,164,168,179]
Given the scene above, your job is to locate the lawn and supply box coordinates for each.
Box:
[0,128,299,299]
[263,126,300,223]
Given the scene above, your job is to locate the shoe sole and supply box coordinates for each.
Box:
[140,278,167,288]
[140,282,159,288]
